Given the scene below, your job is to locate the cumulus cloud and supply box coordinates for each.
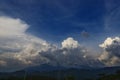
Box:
[39,37,103,68]
[0,16,51,71]
[99,37,120,66]
[0,16,28,37]
[0,16,105,72]
[61,37,79,49]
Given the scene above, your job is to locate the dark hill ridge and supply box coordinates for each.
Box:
[0,65,120,80]
[24,64,66,72]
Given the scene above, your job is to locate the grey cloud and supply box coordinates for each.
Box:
[0,16,51,71]
[0,16,105,72]
[99,37,120,66]
[81,31,90,38]
[39,43,103,67]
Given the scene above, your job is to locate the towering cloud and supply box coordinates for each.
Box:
[61,37,79,49]
[99,37,120,66]
[1,16,118,72]
[0,16,102,72]
[0,16,50,71]
[40,37,103,68]
[0,16,28,37]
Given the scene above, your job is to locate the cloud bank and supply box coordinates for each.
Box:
[0,16,28,37]
[0,16,120,72]
[99,37,120,66]
[40,37,102,67]
[0,16,50,72]
[61,37,79,49]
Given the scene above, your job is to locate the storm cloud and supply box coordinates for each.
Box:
[0,16,50,71]
[99,37,120,66]
[0,16,120,72]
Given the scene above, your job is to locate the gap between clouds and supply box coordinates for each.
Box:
[0,16,120,72]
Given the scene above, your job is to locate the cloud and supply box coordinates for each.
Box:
[0,60,6,66]
[99,37,120,66]
[0,16,51,71]
[0,16,107,72]
[61,37,79,49]
[80,31,90,38]
[39,37,103,67]
[0,16,28,37]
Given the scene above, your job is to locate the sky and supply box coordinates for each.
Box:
[0,0,120,72]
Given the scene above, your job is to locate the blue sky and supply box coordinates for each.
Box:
[0,0,110,43]
[0,0,120,44]
[1,0,120,71]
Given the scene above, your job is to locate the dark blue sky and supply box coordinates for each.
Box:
[1,0,120,45]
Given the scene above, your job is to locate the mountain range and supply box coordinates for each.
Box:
[0,64,120,80]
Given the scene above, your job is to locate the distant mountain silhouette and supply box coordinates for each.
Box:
[1,65,120,80]
[24,64,66,73]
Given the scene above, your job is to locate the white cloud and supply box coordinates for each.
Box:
[99,37,120,66]
[0,16,28,37]
[99,37,120,49]
[0,16,51,71]
[39,38,103,67]
[0,16,108,72]
[61,37,79,49]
